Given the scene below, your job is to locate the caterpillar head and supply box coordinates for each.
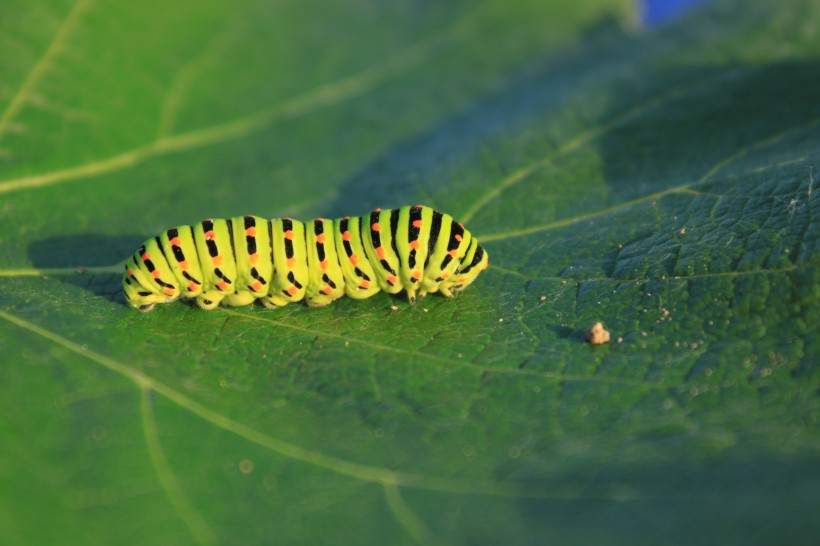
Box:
[452,244,489,293]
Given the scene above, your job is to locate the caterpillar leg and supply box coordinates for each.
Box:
[405,285,419,303]
[196,290,225,310]
[305,298,332,308]
[223,290,257,306]
[261,294,291,308]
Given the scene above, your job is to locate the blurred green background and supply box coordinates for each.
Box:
[1,0,818,544]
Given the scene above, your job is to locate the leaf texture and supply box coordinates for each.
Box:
[1,0,818,544]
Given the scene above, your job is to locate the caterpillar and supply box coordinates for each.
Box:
[123,205,488,312]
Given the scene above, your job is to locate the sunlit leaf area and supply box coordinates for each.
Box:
[1,0,818,544]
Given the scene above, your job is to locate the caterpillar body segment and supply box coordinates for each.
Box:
[263,218,309,308]
[360,209,403,296]
[395,205,432,301]
[193,218,238,309]
[421,210,469,298]
[229,215,273,304]
[123,206,489,311]
[333,215,381,300]
[158,225,204,299]
[305,218,347,307]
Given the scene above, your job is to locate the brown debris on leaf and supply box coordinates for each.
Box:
[585,322,610,344]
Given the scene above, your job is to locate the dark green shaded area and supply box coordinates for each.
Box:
[1,0,818,544]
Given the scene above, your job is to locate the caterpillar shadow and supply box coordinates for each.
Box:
[28,234,149,303]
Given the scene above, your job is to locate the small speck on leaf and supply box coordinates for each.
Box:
[585,322,610,344]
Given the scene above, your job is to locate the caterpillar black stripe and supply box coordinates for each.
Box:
[123,206,489,311]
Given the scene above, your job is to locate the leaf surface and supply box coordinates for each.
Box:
[1,0,819,544]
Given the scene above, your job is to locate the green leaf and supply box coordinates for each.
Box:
[1,0,818,544]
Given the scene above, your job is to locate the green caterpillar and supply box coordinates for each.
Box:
[123,205,488,311]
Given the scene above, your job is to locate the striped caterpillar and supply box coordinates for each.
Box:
[123,205,488,311]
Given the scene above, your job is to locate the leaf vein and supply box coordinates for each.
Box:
[459,67,752,224]
[480,119,820,244]
[0,309,586,498]
[0,0,94,140]
[140,387,218,546]
[0,24,462,195]
[383,483,433,545]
